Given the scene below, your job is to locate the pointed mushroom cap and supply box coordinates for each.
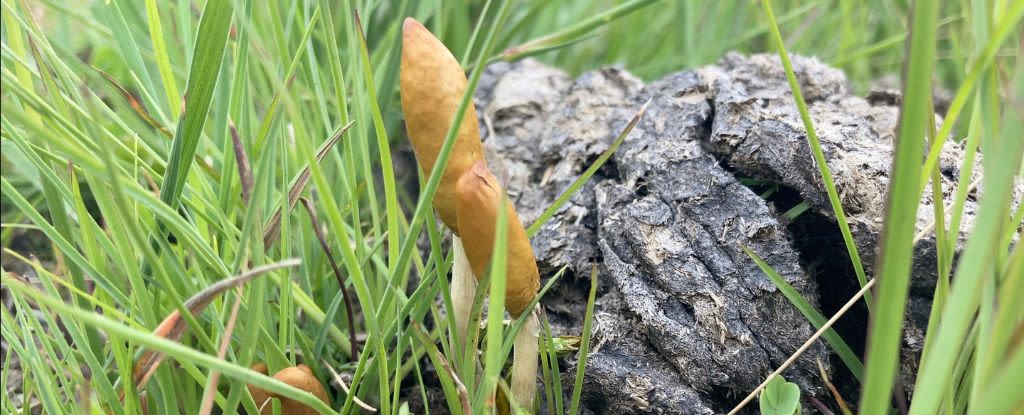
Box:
[454,161,540,317]
[247,364,330,415]
[401,17,485,234]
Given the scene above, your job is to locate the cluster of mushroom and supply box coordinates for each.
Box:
[400,17,542,410]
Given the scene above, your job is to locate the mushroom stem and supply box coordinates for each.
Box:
[450,235,478,356]
[511,306,540,410]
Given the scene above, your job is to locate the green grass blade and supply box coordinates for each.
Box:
[541,312,564,415]
[354,12,401,273]
[742,246,864,380]
[144,0,181,114]
[761,0,870,305]
[857,0,939,412]
[499,0,659,62]
[159,0,233,208]
[916,2,1024,198]
[526,99,649,237]
[909,53,1024,415]
[476,193,510,410]
[568,264,600,415]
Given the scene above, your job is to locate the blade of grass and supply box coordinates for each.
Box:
[300,197,360,360]
[729,278,876,415]
[760,0,870,305]
[197,287,244,415]
[158,0,233,208]
[541,311,564,415]
[568,264,600,415]
[967,347,1024,415]
[916,2,1023,198]
[526,99,650,237]
[856,0,939,411]
[410,322,467,415]
[143,0,180,114]
[909,53,1024,415]
[476,192,510,411]
[262,121,352,249]
[742,245,864,380]
[498,0,658,62]
[353,11,401,273]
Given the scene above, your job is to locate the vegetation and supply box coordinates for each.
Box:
[1,0,1020,414]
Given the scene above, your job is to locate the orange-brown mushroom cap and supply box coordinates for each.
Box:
[454,161,540,317]
[247,364,330,415]
[401,17,485,235]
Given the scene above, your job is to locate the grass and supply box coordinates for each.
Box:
[1,0,1021,414]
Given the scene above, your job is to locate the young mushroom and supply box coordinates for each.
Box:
[400,17,487,355]
[400,18,541,409]
[455,161,541,409]
[248,363,330,415]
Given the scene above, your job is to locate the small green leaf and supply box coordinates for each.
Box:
[759,375,801,415]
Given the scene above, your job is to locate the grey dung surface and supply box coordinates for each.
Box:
[474,55,832,414]
[466,53,993,413]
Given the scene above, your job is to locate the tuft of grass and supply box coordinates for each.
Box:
[750,1,1023,415]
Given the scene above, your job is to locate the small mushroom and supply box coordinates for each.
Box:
[247,364,330,415]
[400,17,487,355]
[455,162,540,318]
[455,161,541,409]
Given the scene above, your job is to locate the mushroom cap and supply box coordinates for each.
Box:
[454,161,540,317]
[401,17,485,235]
[247,364,330,415]
[247,363,273,410]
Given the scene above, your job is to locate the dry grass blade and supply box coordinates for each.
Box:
[322,359,377,412]
[229,120,254,204]
[728,278,877,415]
[300,197,360,360]
[92,65,172,137]
[132,259,302,390]
[197,286,244,415]
[818,358,853,415]
[262,121,353,249]
[425,331,471,415]
[92,66,220,181]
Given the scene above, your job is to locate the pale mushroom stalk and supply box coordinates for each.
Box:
[511,306,540,409]
[449,235,478,355]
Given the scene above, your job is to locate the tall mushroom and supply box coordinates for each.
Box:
[400,18,541,409]
[455,161,541,408]
[400,17,486,354]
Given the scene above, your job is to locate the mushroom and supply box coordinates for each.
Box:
[400,17,487,355]
[455,161,541,409]
[400,18,541,409]
[248,363,330,415]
